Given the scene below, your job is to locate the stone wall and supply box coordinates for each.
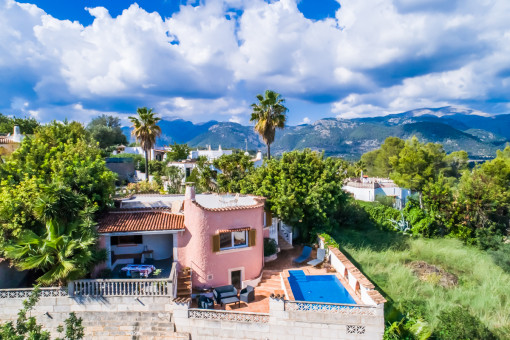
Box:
[173,298,384,340]
[0,294,186,339]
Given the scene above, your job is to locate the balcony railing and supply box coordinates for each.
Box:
[0,287,68,299]
[70,262,177,297]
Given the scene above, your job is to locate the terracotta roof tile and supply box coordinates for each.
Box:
[97,210,184,233]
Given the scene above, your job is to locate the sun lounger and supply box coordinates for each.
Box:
[307,248,326,266]
[293,246,312,264]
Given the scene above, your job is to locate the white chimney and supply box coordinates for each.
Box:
[218,145,222,151]
[12,126,22,143]
[184,184,196,201]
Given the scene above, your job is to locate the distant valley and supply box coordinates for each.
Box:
[123,107,510,159]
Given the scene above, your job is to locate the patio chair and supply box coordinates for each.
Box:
[240,285,255,303]
[198,295,214,309]
[293,246,312,264]
[307,248,326,267]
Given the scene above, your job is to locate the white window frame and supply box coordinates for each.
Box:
[219,230,248,251]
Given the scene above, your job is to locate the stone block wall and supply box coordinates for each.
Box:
[0,295,184,339]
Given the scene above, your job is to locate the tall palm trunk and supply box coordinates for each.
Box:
[267,144,271,160]
[145,149,150,182]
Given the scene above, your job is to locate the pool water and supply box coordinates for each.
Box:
[288,270,357,304]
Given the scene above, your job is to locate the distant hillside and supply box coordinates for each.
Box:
[122,107,510,159]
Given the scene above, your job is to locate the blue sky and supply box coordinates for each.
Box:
[1,0,510,125]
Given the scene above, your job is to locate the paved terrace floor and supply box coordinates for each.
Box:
[111,258,173,279]
[190,246,362,313]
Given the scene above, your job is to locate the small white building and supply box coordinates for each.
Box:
[189,145,232,161]
[0,126,24,155]
[343,177,411,210]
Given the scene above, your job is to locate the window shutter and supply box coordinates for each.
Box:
[265,211,273,227]
[212,234,220,252]
[249,229,256,247]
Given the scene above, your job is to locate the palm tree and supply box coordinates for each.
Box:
[4,219,102,285]
[250,90,288,159]
[129,107,162,181]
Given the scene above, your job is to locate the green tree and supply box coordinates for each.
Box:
[0,113,40,135]
[166,143,191,161]
[187,156,216,193]
[361,137,405,177]
[0,122,115,242]
[129,108,161,181]
[164,166,184,194]
[250,90,288,159]
[390,137,445,207]
[456,168,509,242]
[441,150,469,179]
[5,217,103,285]
[241,149,348,238]
[86,114,127,150]
[213,153,254,192]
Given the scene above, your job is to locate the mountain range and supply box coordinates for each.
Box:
[123,106,510,159]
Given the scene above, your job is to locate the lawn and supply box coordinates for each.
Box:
[328,225,510,338]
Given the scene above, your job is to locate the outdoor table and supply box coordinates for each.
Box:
[220,296,240,308]
[121,264,156,278]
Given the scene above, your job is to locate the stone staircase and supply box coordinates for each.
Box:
[256,270,284,296]
[76,311,190,339]
[278,235,293,251]
[177,271,191,298]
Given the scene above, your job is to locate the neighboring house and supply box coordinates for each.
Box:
[343,177,411,210]
[0,126,24,155]
[189,145,232,161]
[114,145,167,161]
[97,187,266,289]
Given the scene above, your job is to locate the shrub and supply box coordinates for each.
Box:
[357,201,401,231]
[488,243,510,273]
[435,306,496,340]
[264,238,277,256]
[126,181,161,195]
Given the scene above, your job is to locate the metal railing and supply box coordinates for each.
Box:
[279,222,293,246]
[188,309,270,323]
[284,300,377,316]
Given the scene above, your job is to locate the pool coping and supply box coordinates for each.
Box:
[281,269,363,304]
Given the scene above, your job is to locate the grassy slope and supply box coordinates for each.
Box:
[329,225,510,338]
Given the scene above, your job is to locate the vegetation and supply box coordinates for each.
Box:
[166,142,191,161]
[5,218,104,285]
[86,114,127,150]
[129,107,161,181]
[263,238,277,257]
[360,137,509,245]
[0,113,40,135]
[0,121,115,284]
[0,287,84,340]
[241,149,349,238]
[250,90,288,159]
[326,218,510,339]
[213,153,254,193]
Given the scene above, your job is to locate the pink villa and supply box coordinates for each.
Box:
[96,186,268,289]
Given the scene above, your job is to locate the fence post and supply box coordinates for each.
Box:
[68,281,74,297]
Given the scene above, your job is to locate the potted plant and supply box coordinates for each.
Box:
[264,238,278,262]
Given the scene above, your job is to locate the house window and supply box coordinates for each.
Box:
[212,229,256,252]
[220,230,248,250]
[111,235,143,246]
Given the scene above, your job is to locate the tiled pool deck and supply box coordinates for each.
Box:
[190,246,362,313]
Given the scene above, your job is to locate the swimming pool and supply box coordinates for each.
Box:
[287,270,357,304]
